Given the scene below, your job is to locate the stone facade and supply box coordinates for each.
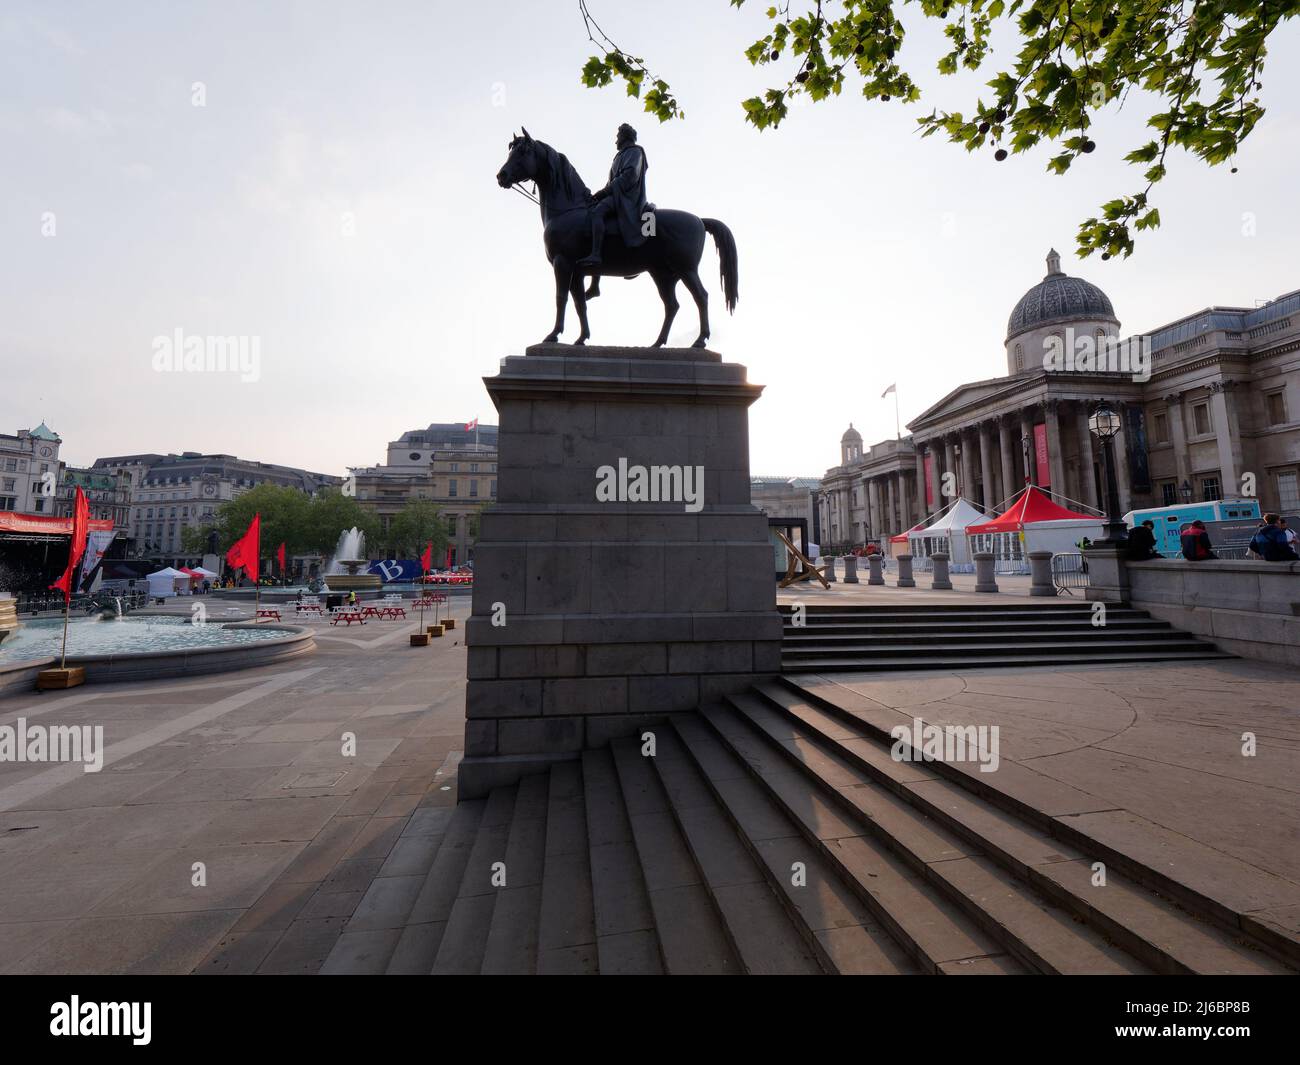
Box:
[460,344,782,798]
[350,423,498,566]
[91,452,340,565]
[0,423,62,515]
[820,253,1300,534]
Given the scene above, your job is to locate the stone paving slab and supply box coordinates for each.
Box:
[0,599,471,975]
[799,657,1300,940]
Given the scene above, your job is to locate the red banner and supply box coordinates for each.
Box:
[420,542,433,573]
[1034,423,1050,488]
[49,487,90,601]
[226,514,261,576]
[275,542,286,571]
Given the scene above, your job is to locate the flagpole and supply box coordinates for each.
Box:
[895,388,901,440]
[59,591,70,669]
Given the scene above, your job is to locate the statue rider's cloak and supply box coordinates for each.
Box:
[596,145,649,248]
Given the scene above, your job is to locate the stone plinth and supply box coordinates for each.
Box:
[459,344,782,798]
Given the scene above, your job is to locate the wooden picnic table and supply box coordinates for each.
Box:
[330,609,367,626]
[380,605,407,619]
[256,608,281,621]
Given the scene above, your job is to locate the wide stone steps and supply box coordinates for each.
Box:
[766,675,1296,973]
[701,696,1148,974]
[778,603,1230,672]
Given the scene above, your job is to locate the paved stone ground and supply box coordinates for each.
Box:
[796,659,1300,919]
[778,571,1040,604]
[0,600,469,974]
[3,595,1297,972]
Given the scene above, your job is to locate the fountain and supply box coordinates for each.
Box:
[324,527,381,593]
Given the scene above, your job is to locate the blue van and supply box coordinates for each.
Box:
[1123,499,1262,556]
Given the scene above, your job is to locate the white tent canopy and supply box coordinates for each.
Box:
[146,567,190,598]
[190,566,219,579]
[908,498,986,569]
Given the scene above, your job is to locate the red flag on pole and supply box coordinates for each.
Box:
[50,487,90,601]
[420,542,433,573]
[464,417,478,431]
[276,542,286,571]
[226,513,261,577]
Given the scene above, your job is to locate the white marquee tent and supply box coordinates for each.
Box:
[146,566,190,599]
[907,498,987,571]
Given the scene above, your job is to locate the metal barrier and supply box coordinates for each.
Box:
[1050,552,1090,595]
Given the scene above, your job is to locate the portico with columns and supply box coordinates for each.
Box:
[819,250,1300,532]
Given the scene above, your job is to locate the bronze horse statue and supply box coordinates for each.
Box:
[495,129,738,348]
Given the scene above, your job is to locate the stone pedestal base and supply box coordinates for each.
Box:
[460,344,782,798]
[1084,544,1131,603]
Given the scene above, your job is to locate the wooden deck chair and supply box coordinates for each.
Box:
[775,529,830,589]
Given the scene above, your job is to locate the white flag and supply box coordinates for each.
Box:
[881,383,896,398]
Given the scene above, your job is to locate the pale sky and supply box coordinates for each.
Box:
[3,1,1298,479]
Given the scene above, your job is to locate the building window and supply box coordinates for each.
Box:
[1274,470,1298,513]
[469,480,479,497]
[34,498,44,512]
[1192,402,1211,435]
[1200,476,1220,502]
[470,463,480,472]
[448,479,458,497]
[449,463,459,473]
[1160,481,1177,506]
[447,515,457,533]
[1,478,12,492]
[1266,390,1287,426]
[490,480,497,498]
[1152,412,1169,444]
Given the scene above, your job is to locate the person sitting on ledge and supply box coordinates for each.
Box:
[1180,519,1217,561]
[1248,513,1299,562]
[1126,519,1161,561]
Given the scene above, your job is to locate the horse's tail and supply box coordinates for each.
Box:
[702,218,738,314]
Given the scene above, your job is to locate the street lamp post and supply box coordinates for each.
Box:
[1089,403,1128,545]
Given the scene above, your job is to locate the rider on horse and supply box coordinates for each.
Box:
[578,123,649,268]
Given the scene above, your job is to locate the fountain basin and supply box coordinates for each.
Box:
[0,616,315,694]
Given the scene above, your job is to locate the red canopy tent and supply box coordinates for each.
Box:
[966,486,1099,534]
[966,486,1103,570]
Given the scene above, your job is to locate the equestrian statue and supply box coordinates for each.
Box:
[496,124,738,349]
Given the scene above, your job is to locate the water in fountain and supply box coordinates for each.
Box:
[326,527,366,575]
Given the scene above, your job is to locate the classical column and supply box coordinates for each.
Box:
[978,422,994,510]
[1209,382,1242,494]
[1164,392,1191,491]
[998,415,1015,507]
[959,431,975,502]
[1075,403,1100,511]
[1045,400,1067,500]
[885,475,897,536]
[943,437,956,502]
[1112,403,1134,513]
[913,443,928,519]
[867,477,882,541]
[1019,413,1036,487]
[899,469,913,528]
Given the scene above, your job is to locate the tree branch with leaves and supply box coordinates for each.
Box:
[577,0,1295,258]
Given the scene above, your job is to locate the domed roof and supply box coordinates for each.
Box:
[1007,249,1116,339]
[840,423,862,443]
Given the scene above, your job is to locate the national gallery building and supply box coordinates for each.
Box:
[818,251,1300,548]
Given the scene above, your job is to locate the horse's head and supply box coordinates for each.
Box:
[497,127,542,189]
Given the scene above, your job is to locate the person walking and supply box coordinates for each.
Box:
[1180,519,1217,561]
[1249,513,1299,561]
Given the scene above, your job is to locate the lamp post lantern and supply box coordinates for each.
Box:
[1088,403,1128,544]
